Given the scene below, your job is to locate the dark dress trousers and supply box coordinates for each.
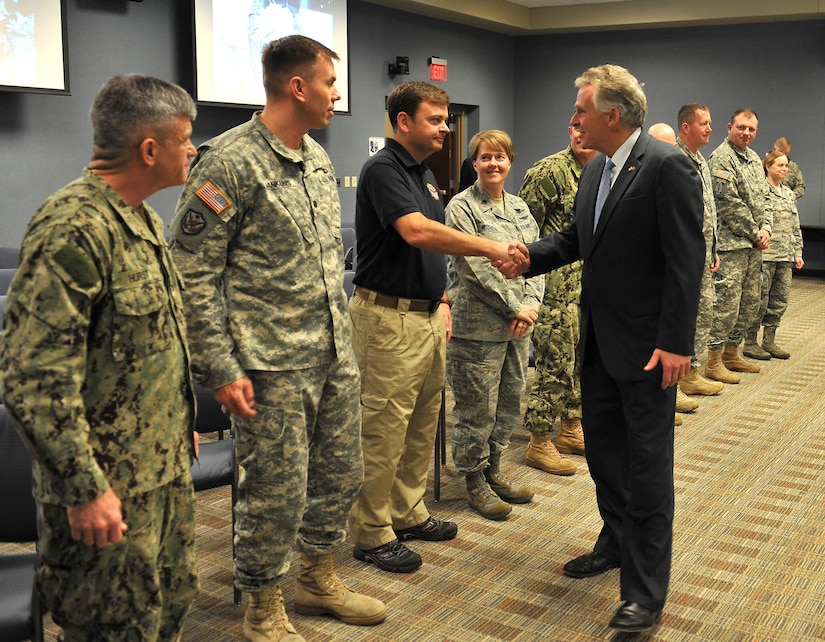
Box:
[526,132,705,611]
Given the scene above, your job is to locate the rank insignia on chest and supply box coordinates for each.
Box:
[196,181,231,214]
[426,183,440,200]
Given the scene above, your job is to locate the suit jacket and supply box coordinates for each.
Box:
[526,132,705,381]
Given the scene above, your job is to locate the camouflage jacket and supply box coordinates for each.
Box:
[783,159,805,201]
[677,138,719,264]
[763,182,803,262]
[708,139,771,251]
[446,183,544,341]
[518,146,583,307]
[0,169,195,506]
[170,113,351,388]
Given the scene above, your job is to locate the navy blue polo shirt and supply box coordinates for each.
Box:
[353,138,447,300]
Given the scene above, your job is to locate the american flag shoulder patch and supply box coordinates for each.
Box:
[195,181,231,214]
[714,169,731,180]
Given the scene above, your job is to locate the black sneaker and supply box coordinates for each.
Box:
[353,539,422,573]
[395,516,458,542]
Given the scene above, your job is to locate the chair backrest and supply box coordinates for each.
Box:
[0,269,15,296]
[343,270,356,299]
[0,248,19,269]
[193,382,231,435]
[0,406,38,543]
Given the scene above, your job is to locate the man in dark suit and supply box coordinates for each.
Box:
[500,65,705,632]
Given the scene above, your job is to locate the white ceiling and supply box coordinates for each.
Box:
[363,0,825,35]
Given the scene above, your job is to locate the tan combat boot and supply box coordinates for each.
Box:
[679,366,724,396]
[743,331,771,360]
[485,453,534,503]
[676,387,699,412]
[243,585,305,642]
[674,413,683,426]
[555,417,586,456]
[294,554,386,625]
[525,434,577,475]
[704,348,740,384]
[722,344,760,373]
[466,471,512,520]
[762,327,790,359]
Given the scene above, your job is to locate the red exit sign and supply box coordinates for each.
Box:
[428,57,448,82]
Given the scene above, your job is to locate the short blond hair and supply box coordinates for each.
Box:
[469,130,515,162]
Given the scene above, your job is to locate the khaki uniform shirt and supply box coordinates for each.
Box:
[1,169,194,506]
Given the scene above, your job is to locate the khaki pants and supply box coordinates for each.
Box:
[348,294,446,550]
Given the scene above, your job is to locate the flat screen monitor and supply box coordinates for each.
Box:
[0,0,70,94]
[193,0,349,113]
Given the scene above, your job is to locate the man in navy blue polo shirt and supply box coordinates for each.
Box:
[348,80,526,573]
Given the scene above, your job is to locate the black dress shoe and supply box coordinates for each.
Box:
[395,516,458,542]
[563,551,619,578]
[608,601,662,632]
[353,539,422,573]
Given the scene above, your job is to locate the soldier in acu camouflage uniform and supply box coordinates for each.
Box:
[169,36,385,642]
[446,130,544,521]
[0,74,199,641]
[675,104,725,399]
[517,125,595,475]
[707,108,772,379]
[772,137,805,201]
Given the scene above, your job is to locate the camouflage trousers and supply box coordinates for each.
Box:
[753,260,793,330]
[37,475,197,642]
[709,247,763,348]
[233,358,363,590]
[524,301,582,438]
[692,262,716,368]
[446,335,530,474]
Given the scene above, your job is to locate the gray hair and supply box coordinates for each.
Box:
[91,74,196,163]
[575,64,647,128]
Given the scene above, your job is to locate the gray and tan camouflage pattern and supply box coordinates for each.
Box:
[762,183,803,263]
[753,182,803,330]
[445,184,542,473]
[37,475,197,641]
[1,168,195,506]
[708,139,772,348]
[233,366,362,589]
[708,138,771,250]
[447,337,530,474]
[170,113,352,388]
[784,158,805,201]
[170,112,362,590]
[709,247,763,347]
[677,138,718,367]
[518,147,584,435]
[445,183,544,342]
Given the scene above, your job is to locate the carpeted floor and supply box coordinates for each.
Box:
[24,275,825,641]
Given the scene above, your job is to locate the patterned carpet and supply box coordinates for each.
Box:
[25,276,825,641]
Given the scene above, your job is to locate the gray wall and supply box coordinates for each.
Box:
[1,1,823,247]
[513,20,825,228]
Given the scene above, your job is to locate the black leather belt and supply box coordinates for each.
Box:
[354,287,439,313]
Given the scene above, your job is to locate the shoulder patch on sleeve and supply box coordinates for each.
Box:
[714,169,731,180]
[539,176,559,200]
[53,244,99,289]
[195,181,231,215]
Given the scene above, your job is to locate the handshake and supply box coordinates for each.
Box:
[492,241,531,279]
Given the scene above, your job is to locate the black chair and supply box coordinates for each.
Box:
[189,383,240,605]
[341,227,357,270]
[0,405,45,642]
[0,248,19,270]
[0,269,15,296]
[343,270,356,299]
